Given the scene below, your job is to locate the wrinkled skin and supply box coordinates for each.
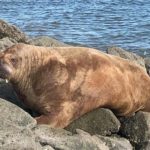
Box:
[0,43,150,128]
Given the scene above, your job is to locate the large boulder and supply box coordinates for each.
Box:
[0,98,41,150]
[144,57,150,75]
[66,108,120,136]
[107,46,146,70]
[34,126,109,150]
[34,126,133,150]
[0,19,28,42]
[0,99,133,150]
[0,98,36,129]
[29,36,69,47]
[119,111,150,150]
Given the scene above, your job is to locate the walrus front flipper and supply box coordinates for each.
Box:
[35,101,77,128]
[35,112,72,128]
[35,115,52,125]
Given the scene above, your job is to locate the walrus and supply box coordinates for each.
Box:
[0,43,150,128]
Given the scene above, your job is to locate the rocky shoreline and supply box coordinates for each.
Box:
[0,19,150,150]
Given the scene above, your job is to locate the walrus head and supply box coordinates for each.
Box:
[0,46,21,80]
[0,43,51,83]
[0,53,17,79]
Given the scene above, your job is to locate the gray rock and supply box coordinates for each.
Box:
[66,108,120,136]
[33,125,109,150]
[96,135,133,150]
[0,37,16,51]
[29,36,69,47]
[0,126,42,150]
[0,99,43,150]
[144,57,150,75]
[0,98,36,129]
[0,19,28,42]
[0,98,135,150]
[107,46,146,70]
[119,111,150,149]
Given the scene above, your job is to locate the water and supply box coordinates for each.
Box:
[0,0,150,56]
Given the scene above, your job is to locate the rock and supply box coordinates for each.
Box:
[0,37,16,51]
[66,108,120,136]
[119,111,150,149]
[144,57,150,75]
[0,126,42,150]
[29,36,69,47]
[33,125,109,150]
[96,135,133,150]
[0,99,43,150]
[0,98,36,129]
[107,46,146,69]
[41,145,55,150]
[0,98,134,150]
[0,19,28,42]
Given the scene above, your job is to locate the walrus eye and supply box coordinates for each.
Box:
[10,57,18,68]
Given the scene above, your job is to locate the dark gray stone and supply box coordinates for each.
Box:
[119,111,150,149]
[66,108,120,136]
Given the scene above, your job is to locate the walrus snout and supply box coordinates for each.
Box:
[0,52,13,79]
[0,61,9,79]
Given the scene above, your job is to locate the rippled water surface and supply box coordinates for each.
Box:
[0,0,150,56]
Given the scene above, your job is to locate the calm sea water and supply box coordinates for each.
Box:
[0,0,150,56]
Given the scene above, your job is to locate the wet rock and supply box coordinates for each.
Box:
[66,108,120,136]
[144,57,150,75]
[119,111,150,149]
[0,19,28,42]
[29,36,69,47]
[0,37,16,51]
[96,135,133,150]
[107,46,146,69]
